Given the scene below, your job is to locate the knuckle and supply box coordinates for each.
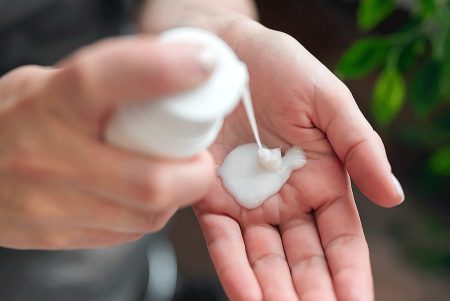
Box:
[18,191,61,225]
[140,212,157,231]
[49,62,104,132]
[10,135,49,177]
[142,211,171,232]
[149,221,166,232]
[54,59,95,112]
[0,66,42,104]
[135,167,172,209]
[60,61,89,99]
[326,82,355,114]
[36,232,73,250]
[278,31,300,47]
[372,130,383,143]
[336,82,354,101]
[138,207,176,233]
[64,61,85,85]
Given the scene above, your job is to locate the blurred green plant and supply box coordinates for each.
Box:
[337,0,450,275]
[335,0,450,176]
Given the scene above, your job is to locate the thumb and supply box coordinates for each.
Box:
[314,73,404,208]
[42,36,216,136]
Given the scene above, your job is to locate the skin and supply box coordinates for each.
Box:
[194,20,387,301]
[0,0,404,300]
[0,37,216,249]
[141,2,404,301]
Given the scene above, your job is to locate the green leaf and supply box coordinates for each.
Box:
[437,112,450,129]
[372,69,406,126]
[419,0,436,18]
[431,6,450,59]
[430,25,449,60]
[398,38,426,71]
[429,144,450,175]
[399,124,450,150]
[440,58,450,100]
[397,18,422,33]
[357,0,396,31]
[439,28,450,98]
[335,38,388,79]
[410,61,442,117]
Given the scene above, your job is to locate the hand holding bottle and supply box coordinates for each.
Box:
[0,36,216,249]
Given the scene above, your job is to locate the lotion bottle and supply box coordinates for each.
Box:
[105,27,249,158]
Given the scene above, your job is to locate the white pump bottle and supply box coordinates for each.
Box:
[105,27,249,158]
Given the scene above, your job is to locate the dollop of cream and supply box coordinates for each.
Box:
[258,148,282,172]
[219,143,306,209]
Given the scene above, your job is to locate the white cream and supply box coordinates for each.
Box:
[218,143,306,209]
[242,85,263,149]
[258,148,282,172]
[218,85,307,209]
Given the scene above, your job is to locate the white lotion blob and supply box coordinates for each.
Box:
[258,148,282,172]
[219,143,306,209]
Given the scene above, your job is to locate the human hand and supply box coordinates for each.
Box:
[192,20,404,301]
[0,36,216,250]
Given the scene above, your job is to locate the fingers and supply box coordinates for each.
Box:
[0,37,218,251]
[279,214,337,301]
[196,212,262,301]
[314,193,374,301]
[43,36,215,136]
[72,139,217,211]
[13,116,216,211]
[0,223,144,250]
[313,68,404,207]
[77,144,217,211]
[5,182,177,233]
[243,224,299,301]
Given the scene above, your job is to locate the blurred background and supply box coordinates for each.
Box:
[0,0,449,300]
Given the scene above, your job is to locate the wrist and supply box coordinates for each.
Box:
[138,0,257,37]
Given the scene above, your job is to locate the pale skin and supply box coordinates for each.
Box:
[0,0,403,301]
[195,23,384,301]
[0,39,217,249]
[142,1,404,301]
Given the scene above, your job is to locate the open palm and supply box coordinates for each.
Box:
[192,20,403,301]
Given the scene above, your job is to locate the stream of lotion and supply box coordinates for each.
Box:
[218,85,307,209]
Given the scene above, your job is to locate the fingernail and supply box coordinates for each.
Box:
[195,47,216,72]
[391,173,405,203]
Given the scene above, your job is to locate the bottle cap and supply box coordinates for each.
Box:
[105,27,248,158]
